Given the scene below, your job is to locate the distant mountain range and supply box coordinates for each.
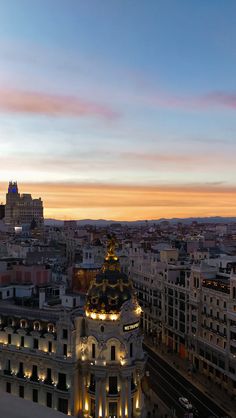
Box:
[45,216,236,227]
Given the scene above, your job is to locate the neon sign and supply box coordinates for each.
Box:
[123,322,139,332]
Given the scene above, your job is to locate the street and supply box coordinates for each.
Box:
[144,343,232,418]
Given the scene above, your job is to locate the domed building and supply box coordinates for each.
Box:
[78,238,146,418]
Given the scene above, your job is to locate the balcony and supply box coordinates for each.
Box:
[230,339,236,348]
[108,390,119,397]
[3,369,13,376]
[44,378,53,386]
[56,383,68,392]
[30,374,39,382]
[16,371,26,380]
[0,342,73,363]
[230,325,236,333]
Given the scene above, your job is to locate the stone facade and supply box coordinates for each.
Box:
[5,182,43,228]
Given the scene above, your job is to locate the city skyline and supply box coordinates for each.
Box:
[1,1,236,220]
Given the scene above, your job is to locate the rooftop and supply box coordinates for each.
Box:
[0,392,74,418]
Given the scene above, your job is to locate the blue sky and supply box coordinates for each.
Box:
[0,1,236,219]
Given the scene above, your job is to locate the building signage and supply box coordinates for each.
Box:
[123,321,139,332]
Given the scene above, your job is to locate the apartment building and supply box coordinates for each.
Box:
[0,295,82,415]
[188,260,236,396]
[129,244,236,397]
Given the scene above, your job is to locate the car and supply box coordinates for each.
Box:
[178,397,193,410]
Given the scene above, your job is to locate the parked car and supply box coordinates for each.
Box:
[178,397,193,410]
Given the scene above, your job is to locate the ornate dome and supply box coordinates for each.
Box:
[85,237,133,314]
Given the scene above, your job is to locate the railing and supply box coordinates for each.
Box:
[0,343,74,362]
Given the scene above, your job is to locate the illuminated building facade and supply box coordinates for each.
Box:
[0,301,80,415]
[5,182,43,228]
[78,238,146,418]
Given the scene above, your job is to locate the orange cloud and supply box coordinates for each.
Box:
[0,88,118,119]
[1,182,236,220]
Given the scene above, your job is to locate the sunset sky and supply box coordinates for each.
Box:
[1,1,236,220]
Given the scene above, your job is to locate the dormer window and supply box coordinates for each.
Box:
[20,319,27,329]
[33,321,40,331]
[47,323,55,333]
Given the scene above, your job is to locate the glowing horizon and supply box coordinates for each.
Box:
[1,181,236,221]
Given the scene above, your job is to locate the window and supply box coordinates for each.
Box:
[32,389,38,403]
[20,320,26,329]
[6,382,11,393]
[48,341,52,353]
[57,373,67,391]
[111,345,116,361]
[19,385,24,398]
[62,329,68,339]
[109,402,117,417]
[33,321,40,331]
[92,343,96,359]
[130,342,133,358]
[33,338,38,349]
[89,373,95,392]
[46,392,52,408]
[31,365,38,381]
[45,368,52,385]
[17,362,24,378]
[109,376,118,394]
[6,359,11,372]
[20,336,24,347]
[58,398,68,414]
[8,334,11,345]
[48,323,54,333]
[63,344,67,357]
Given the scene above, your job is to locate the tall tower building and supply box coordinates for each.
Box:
[5,182,43,227]
[78,238,146,418]
[5,182,20,225]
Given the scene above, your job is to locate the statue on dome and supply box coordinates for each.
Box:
[106,235,117,259]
